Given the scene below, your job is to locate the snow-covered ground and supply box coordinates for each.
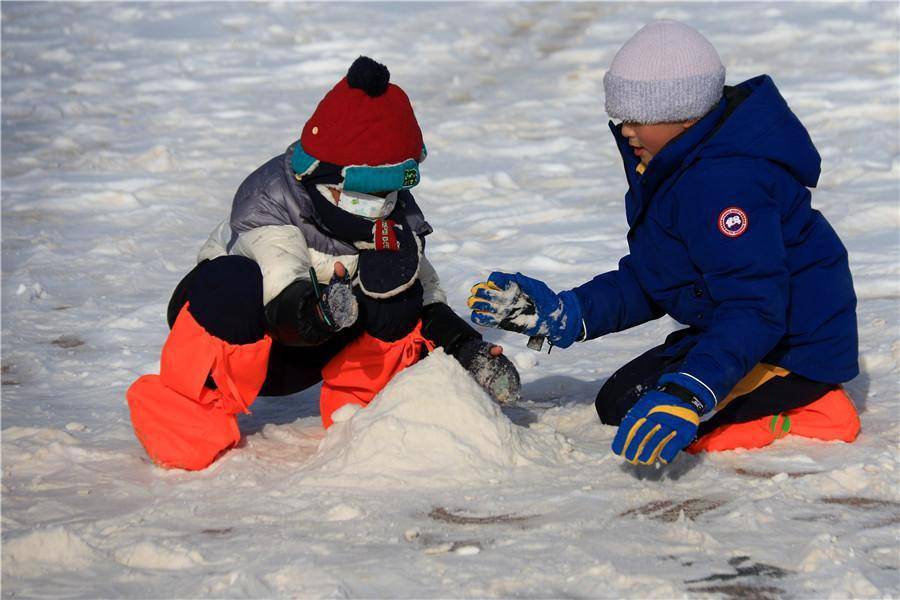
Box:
[3,2,899,597]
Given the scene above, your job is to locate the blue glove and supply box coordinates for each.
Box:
[611,372,717,465]
[467,272,584,348]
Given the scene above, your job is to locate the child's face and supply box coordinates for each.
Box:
[620,121,695,165]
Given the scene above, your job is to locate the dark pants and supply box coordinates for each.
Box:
[167,256,359,398]
[595,328,835,438]
[166,256,479,399]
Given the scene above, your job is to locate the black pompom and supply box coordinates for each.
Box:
[346,56,390,97]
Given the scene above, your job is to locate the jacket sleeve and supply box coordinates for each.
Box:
[197,219,230,263]
[571,254,664,340]
[674,164,789,404]
[420,302,482,356]
[419,254,448,306]
[228,224,338,346]
[228,224,313,305]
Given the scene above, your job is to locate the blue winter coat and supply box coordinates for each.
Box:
[573,75,858,403]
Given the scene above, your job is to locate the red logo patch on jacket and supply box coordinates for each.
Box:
[718,207,748,238]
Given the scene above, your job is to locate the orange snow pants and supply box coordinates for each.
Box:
[688,364,860,453]
[126,304,271,470]
[319,320,435,428]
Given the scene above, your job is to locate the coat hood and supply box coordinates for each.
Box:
[696,75,821,188]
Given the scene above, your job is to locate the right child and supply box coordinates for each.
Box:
[469,21,860,466]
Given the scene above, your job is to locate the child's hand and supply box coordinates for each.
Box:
[316,261,358,331]
[468,275,537,334]
[611,372,716,465]
[467,272,584,348]
[454,339,521,404]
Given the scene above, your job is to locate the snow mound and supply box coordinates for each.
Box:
[2,528,96,578]
[114,541,204,570]
[303,349,576,487]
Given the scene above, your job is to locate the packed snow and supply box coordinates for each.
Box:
[306,350,578,488]
[2,2,898,598]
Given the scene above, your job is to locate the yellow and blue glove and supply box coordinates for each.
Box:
[611,372,717,465]
[467,272,584,349]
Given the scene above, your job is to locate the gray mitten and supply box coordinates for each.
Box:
[321,278,358,330]
[455,340,521,404]
[312,268,359,331]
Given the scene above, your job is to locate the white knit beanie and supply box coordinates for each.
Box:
[604,21,725,124]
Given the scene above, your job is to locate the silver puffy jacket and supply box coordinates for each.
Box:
[197,143,447,307]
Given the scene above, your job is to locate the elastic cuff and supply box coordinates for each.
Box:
[659,371,717,414]
[550,290,585,349]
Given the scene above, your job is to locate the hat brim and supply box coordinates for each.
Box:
[292,142,422,194]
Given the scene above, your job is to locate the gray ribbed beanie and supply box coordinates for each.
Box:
[604,21,725,124]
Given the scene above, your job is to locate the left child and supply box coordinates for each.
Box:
[127,57,520,471]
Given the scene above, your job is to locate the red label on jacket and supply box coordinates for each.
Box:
[374,219,399,251]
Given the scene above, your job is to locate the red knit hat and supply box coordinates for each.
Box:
[300,57,424,167]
